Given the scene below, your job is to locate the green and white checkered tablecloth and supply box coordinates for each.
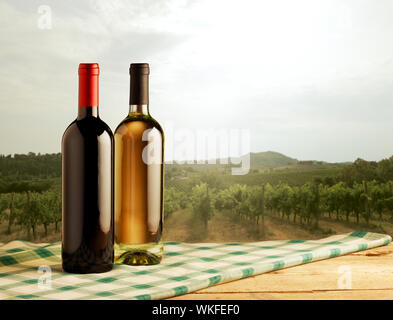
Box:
[0,232,391,300]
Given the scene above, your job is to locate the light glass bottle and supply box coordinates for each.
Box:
[114,63,164,265]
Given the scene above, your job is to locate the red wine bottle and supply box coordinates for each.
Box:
[62,63,114,273]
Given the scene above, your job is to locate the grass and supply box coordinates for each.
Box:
[0,221,61,244]
[1,208,392,244]
[163,209,393,242]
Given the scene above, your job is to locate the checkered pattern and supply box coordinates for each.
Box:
[0,232,391,300]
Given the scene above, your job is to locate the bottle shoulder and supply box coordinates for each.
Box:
[96,118,114,136]
[115,114,163,135]
[62,120,78,141]
[63,117,113,141]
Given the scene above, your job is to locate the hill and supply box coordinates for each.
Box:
[250,151,298,169]
[0,151,344,177]
[165,151,346,173]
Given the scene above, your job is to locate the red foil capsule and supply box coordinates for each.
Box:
[78,63,99,107]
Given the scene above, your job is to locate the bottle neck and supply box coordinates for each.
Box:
[78,64,99,109]
[129,104,149,116]
[78,106,99,119]
[129,64,149,106]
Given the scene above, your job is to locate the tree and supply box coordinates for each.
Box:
[298,183,318,226]
[264,183,279,216]
[351,183,364,224]
[52,191,62,232]
[217,184,249,219]
[311,183,321,228]
[38,191,60,236]
[341,185,354,222]
[190,183,215,233]
[376,157,393,182]
[275,183,293,221]
[246,186,263,224]
[360,181,372,225]
[164,187,181,219]
[17,192,41,240]
[326,182,346,221]
[341,158,378,185]
[0,194,9,224]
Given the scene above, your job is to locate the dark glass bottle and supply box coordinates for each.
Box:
[114,63,164,265]
[62,63,114,273]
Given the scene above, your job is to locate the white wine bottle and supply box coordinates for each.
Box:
[114,63,164,265]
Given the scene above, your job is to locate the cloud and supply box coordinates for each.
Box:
[1,0,393,162]
[0,0,189,154]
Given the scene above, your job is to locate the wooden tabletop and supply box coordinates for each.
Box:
[168,243,393,300]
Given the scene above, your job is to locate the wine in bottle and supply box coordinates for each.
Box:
[62,63,114,273]
[114,63,164,265]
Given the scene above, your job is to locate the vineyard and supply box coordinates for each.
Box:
[0,191,61,241]
[165,180,393,238]
[164,157,393,240]
[1,153,393,242]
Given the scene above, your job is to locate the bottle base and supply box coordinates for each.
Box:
[114,242,163,265]
[62,263,113,274]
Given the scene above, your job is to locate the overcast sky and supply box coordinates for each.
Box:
[1,0,393,162]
